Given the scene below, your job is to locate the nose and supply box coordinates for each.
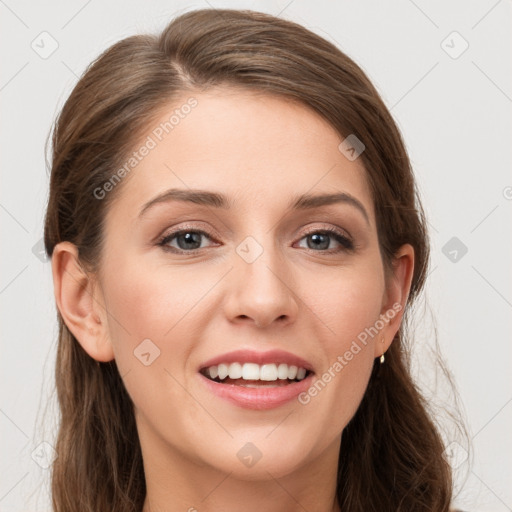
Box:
[223,239,299,329]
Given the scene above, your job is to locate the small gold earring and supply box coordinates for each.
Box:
[380,337,385,364]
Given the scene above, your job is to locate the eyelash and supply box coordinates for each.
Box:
[156,225,355,255]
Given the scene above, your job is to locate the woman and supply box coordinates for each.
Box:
[44,8,463,511]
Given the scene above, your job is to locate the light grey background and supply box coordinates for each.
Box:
[1,0,511,510]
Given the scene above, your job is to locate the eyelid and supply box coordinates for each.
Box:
[157,222,356,253]
[157,221,352,240]
[299,223,352,241]
[157,221,219,242]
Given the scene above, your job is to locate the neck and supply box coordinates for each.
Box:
[140,428,342,512]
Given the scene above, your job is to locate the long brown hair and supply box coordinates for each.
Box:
[44,8,456,511]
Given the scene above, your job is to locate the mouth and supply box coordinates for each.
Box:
[199,362,313,387]
[197,352,316,410]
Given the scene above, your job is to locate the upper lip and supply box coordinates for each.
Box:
[199,349,315,373]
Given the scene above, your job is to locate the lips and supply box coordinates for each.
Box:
[197,349,315,410]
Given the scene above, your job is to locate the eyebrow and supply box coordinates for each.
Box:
[138,188,370,225]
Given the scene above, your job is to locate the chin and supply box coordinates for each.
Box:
[196,431,316,480]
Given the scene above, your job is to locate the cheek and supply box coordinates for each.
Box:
[100,260,212,426]
[297,264,382,423]
[100,269,166,415]
[305,261,385,350]
[100,255,241,407]
[103,256,212,338]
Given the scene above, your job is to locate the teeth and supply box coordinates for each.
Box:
[228,362,243,379]
[287,365,298,379]
[204,362,309,382]
[209,365,218,379]
[277,363,289,380]
[218,363,229,380]
[260,363,277,381]
[242,363,260,380]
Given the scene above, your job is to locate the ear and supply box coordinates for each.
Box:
[51,241,114,362]
[375,243,415,358]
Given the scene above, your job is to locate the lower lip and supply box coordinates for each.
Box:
[198,373,315,410]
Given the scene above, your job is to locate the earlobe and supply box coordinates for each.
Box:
[377,243,415,357]
[51,241,115,362]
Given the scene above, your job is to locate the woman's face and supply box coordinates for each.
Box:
[64,88,412,480]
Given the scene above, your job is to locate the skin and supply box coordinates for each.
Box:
[52,88,414,512]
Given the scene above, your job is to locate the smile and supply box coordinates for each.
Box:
[201,362,309,385]
[197,349,316,410]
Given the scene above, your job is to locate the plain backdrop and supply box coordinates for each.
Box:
[1,1,511,510]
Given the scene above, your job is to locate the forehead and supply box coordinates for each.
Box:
[105,88,375,225]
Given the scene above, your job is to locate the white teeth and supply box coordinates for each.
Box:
[204,362,309,382]
[260,363,278,381]
[287,365,298,379]
[217,363,229,380]
[209,365,218,379]
[277,363,289,380]
[228,362,243,379]
[242,363,260,380]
